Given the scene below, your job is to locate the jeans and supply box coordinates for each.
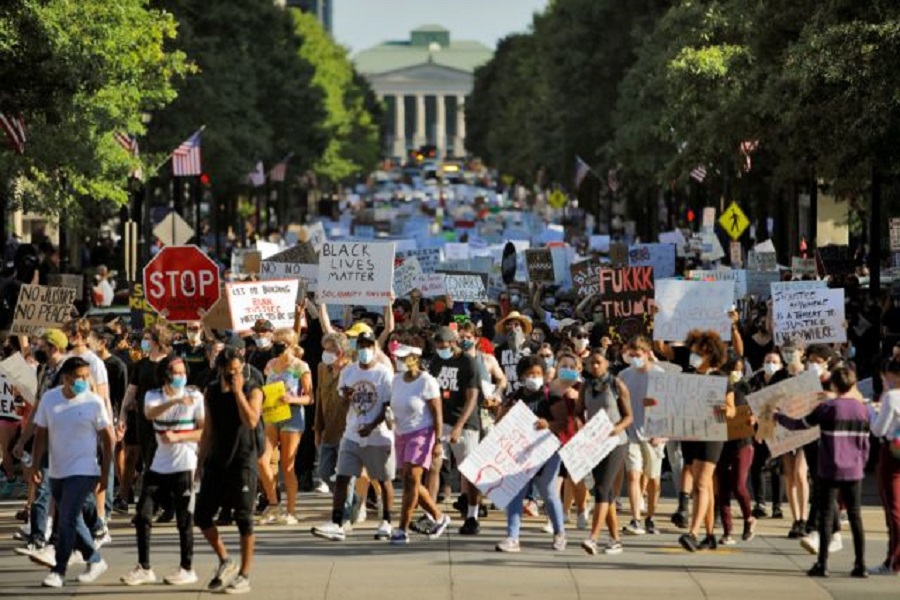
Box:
[505,454,564,540]
[49,476,101,576]
[318,443,340,488]
[817,478,865,568]
[134,470,194,570]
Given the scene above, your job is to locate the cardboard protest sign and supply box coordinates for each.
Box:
[745,270,781,299]
[747,251,777,272]
[726,405,755,441]
[644,371,729,440]
[261,381,291,424]
[392,256,423,298]
[397,248,441,273]
[730,241,743,267]
[653,280,733,342]
[443,273,487,303]
[200,295,232,331]
[571,259,601,299]
[746,370,823,457]
[609,242,628,267]
[772,281,845,345]
[597,266,654,341]
[10,284,77,336]
[458,402,561,509]
[791,257,818,278]
[226,279,299,331]
[419,273,447,298]
[231,249,261,275]
[525,249,555,283]
[628,244,676,279]
[0,353,37,405]
[689,269,747,298]
[317,241,395,306]
[46,274,84,301]
[558,411,620,484]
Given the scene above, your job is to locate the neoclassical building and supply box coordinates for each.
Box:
[353,25,493,160]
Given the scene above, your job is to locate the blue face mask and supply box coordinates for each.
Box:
[558,367,580,382]
[357,348,374,365]
[436,347,454,360]
[459,339,475,351]
[72,379,89,395]
[171,375,187,390]
[541,356,555,370]
[140,340,152,354]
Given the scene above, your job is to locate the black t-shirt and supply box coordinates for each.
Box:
[508,386,552,421]
[203,380,262,469]
[429,353,480,431]
[494,343,529,390]
[246,344,274,374]
[201,362,264,391]
[173,341,211,388]
[103,353,129,417]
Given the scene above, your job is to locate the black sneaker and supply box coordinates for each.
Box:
[751,504,768,518]
[113,497,129,515]
[452,495,468,518]
[156,507,175,524]
[698,534,718,551]
[771,506,784,519]
[208,557,239,591]
[678,533,699,552]
[645,518,660,534]
[458,517,480,535]
[850,565,869,579]
[788,520,804,539]
[478,504,489,518]
[409,515,433,534]
[807,563,829,578]
[671,511,688,529]
[254,495,269,516]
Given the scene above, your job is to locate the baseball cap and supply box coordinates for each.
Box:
[356,330,377,344]
[394,345,422,358]
[252,319,274,333]
[434,326,457,343]
[42,328,68,351]
[345,322,374,338]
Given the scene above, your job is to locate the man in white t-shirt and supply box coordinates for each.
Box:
[31,357,114,589]
[312,330,395,542]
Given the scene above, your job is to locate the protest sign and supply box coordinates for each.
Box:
[419,273,447,298]
[748,251,777,272]
[644,371,729,440]
[267,242,317,266]
[772,281,845,345]
[817,245,855,276]
[571,259,601,299]
[628,244,676,279]
[261,381,291,425]
[129,283,159,331]
[46,274,84,301]
[689,269,748,298]
[444,243,470,261]
[256,240,280,259]
[458,402,561,509]
[589,235,611,253]
[443,273,487,303]
[791,257,818,278]
[659,230,687,257]
[597,266,654,341]
[726,405,755,441]
[0,353,37,405]
[231,249,261,275]
[226,279,299,331]
[653,280,733,342]
[550,246,574,290]
[745,370,823,457]
[397,248,441,273]
[745,270,781,299]
[558,411,620,484]
[10,284,77,336]
[317,241,395,306]
[200,295,232,331]
[525,249,555,283]
[754,239,776,254]
[609,243,628,267]
[700,231,726,262]
[392,256,423,298]
[730,241,743,267]
[259,261,318,294]
[702,207,716,230]
[307,221,327,253]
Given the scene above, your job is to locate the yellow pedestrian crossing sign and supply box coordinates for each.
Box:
[548,190,568,209]
[719,201,749,240]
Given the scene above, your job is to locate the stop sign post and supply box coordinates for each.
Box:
[143,245,220,322]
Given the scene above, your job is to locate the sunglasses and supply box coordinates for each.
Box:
[572,334,589,339]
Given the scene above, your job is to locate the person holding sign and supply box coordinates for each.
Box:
[121,357,203,587]
[494,355,568,553]
[748,352,788,521]
[677,330,736,552]
[778,337,812,540]
[774,367,870,578]
[388,344,450,544]
[578,350,633,556]
[258,329,312,526]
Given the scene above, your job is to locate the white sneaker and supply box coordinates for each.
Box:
[93,531,112,549]
[605,540,624,555]
[276,512,299,525]
[541,519,554,534]
[552,534,567,551]
[68,551,85,566]
[354,505,368,524]
[427,514,452,540]
[257,505,279,525]
[314,480,331,494]
[42,571,63,588]
[800,531,820,555]
[121,565,157,586]
[623,519,646,535]
[495,537,521,553]
[77,559,108,583]
[164,567,198,586]
[828,532,843,553]
[577,511,589,531]
[29,544,56,568]
[374,520,392,540]
[14,541,44,557]
[224,573,251,595]
[311,522,346,541]
[581,539,600,555]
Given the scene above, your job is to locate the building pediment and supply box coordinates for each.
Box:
[371,63,473,85]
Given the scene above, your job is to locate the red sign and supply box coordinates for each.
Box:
[142,245,220,322]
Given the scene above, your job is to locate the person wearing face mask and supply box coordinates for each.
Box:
[871,358,900,575]
[257,329,312,526]
[121,357,203,587]
[568,326,592,362]
[537,344,557,382]
[428,326,483,535]
[494,355,567,553]
[311,330,395,543]
[748,352,788,520]
[172,321,211,388]
[458,321,506,431]
[245,320,275,373]
[779,337,812,539]
[494,312,533,393]
[549,353,585,538]
[30,357,115,589]
[314,333,351,495]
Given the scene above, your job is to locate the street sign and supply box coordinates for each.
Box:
[548,190,567,209]
[719,201,749,241]
[153,211,195,247]
[142,245,220,322]
[890,217,900,251]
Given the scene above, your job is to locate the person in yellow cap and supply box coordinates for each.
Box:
[494,311,533,395]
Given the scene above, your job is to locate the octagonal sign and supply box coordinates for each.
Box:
[142,245,220,322]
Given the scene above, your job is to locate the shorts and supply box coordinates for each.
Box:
[682,441,724,465]
[269,405,305,434]
[124,410,139,446]
[592,443,628,503]
[626,441,664,479]
[335,439,396,482]
[0,417,20,429]
[395,427,436,471]
[441,424,480,466]
[194,463,258,532]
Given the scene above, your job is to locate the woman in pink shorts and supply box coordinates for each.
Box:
[389,345,450,544]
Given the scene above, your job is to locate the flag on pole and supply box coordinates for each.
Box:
[0,112,27,154]
[269,153,293,183]
[114,132,139,155]
[739,140,759,172]
[690,165,708,182]
[607,168,620,194]
[248,161,266,187]
[172,129,202,176]
[574,155,591,189]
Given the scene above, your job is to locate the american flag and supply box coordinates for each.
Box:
[607,168,620,194]
[248,161,265,187]
[690,165,708,182]
[574,155,591,189]
[740,140,759,172]
[172,129,202,176]
[114,132,139,155]
[0,112,26,154]
[269,154,293,183]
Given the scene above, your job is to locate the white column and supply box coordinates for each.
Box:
[415,94,426,147]
[435,94,446,159]
[455,95,466,157]
[393,94,406,158]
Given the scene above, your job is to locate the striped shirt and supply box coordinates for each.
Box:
[776,395,870,481]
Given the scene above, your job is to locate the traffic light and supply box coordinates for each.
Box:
[687,208,695,223]
[200,173,211,186]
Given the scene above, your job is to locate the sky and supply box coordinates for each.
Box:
[332,0,549,53]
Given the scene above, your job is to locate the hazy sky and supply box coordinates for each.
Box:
[332,0,549,53]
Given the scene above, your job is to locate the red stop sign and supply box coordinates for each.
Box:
[142,245,220,322]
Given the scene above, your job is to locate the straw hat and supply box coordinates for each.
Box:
[496,311,533,335]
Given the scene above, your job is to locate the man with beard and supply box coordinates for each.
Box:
[494,312,533,394]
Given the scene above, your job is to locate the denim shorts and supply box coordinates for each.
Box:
[269,405,305,433]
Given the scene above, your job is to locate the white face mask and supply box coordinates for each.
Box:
[358,348,374,365]
[396,360,408,373]
[186,332,201,345]
[573,338,589,352]
[523,376,544,392]
[763,362,781,375]
[255,337,272,349]
[783,350,799,364]
[631,356,645,370]
[689,352,704,370]
[322,351,337,366]
[807,362,826,377]
[729,371,742,384]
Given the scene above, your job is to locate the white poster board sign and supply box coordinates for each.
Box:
[255,240,280,260]
[772,281,845,345]
[226,279,299,331]
[317,241,395,306]
[392,256,423,298]
[689,269,748,297]
[444,243,470,261]
[0,353,37,405]
[259,261,319,292]
[10,284,77,336]
[396,248,442,273]
[419,274,447,298]
[458,402,561,509]
[629,243,676,279]
[307,221,327,253]
[653,280,733,342]
[745,370,823,457]
[644,371,729,440]
[443,274,487,303]
[558,411,619,484]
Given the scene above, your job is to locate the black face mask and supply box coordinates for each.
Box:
[272,343,287,357]
[34,349,49,364]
